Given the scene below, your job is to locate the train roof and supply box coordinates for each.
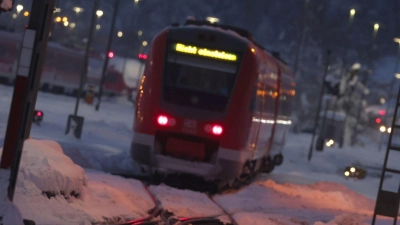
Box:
[184,20,255,42]
[181,20,288,66]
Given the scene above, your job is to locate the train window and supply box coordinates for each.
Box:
[163,51,240,112]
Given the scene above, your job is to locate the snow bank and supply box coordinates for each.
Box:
[0,169,23,225]
[0,139,154,225]
[262,180,374,213]
[314,214,369,225]
[17,139,87,199]
[213,179,374,224]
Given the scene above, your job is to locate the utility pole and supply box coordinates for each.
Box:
[293,0,309,74]
[338,9,356,82]
[0,0,55,201]
[378,38,400,150]
[96,0,120,111]
[329,8,356,147]
[308,50,331,161]
[65,0,98,138]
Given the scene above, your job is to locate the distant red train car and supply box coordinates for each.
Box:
[131,20,295,187]
[0,29,127,96]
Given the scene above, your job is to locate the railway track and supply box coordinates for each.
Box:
[115,183,237,225]
[113,174,242,225]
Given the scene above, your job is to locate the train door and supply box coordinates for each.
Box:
[270,71,295,155]
[247,70,265,158]
[253,63,278,160]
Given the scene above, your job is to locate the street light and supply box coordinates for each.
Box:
[96,10,103,18]
[138,30,142,37]
[117,31,123,37]
[16,4,23,14]
[350,8,356,17]
[374,23,380,31]
[73,7,84,14]
[338,8,356,80]
[332,8,356,145]
[142,40,148,47]
[373,23,380,44]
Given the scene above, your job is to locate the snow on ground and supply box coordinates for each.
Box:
[214,180,373,225]
[0,84,398,224]
[0,139,154,225]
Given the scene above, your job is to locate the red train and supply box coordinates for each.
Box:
[131,20,295,187]
[0,29,127,96]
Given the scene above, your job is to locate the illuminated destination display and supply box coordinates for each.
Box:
[174,43,237,61]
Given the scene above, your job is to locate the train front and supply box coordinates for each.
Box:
[131,25,257,181]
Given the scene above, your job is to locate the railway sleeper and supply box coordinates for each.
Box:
[160,209,228,225]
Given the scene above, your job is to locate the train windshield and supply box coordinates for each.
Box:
[163,42,240,112]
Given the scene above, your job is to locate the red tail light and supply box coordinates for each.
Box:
[212,125,223,135]
[138,54,148,60]
[376,118,381,123]
[204,124,223,136]
[379,110,386,116]
[157,115,168,125]
[36,111,42,117]
[157,115,175,126]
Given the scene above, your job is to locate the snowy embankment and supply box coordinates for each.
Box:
[1,140,154,225]
[0,138,380,225]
